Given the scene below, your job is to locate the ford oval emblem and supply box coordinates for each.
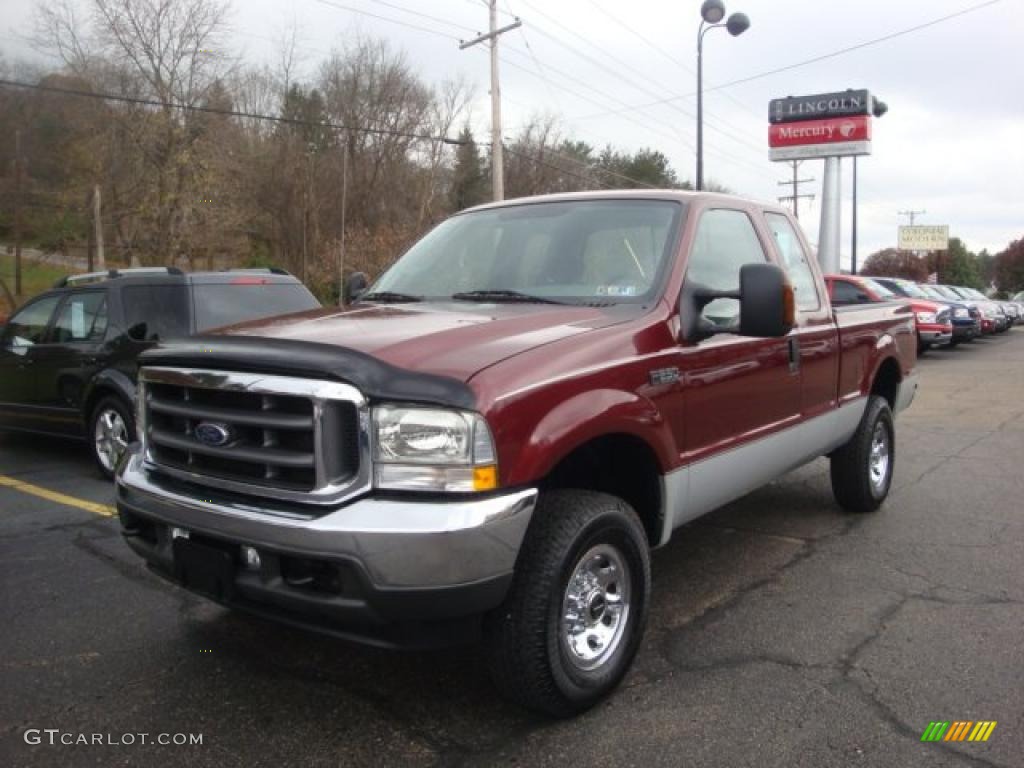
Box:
[194,421,233,447]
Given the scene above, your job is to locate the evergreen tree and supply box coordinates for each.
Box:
[450,126,487,210]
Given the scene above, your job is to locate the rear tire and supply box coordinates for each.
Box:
[483,490,650,717]
[830,395,894,513]
[90,395,135,480]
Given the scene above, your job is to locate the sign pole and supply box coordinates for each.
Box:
[818,156,842,275]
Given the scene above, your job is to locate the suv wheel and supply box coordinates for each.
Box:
[483,490,650,717]
[830,395,894,513]
[90,396,135,480]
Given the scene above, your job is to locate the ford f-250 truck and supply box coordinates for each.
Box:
[116,191,918,716]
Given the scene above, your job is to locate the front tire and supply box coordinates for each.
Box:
[483,490,651,717]
[830,395,894,513]
[90,395,135,480]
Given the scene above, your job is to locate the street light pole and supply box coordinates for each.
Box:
[695,1,749,192]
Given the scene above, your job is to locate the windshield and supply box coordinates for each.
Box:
[193,282,321,331]
[919,285,946,300]
[893,279,927,298]
[861,278,896,298]
[370,200,684,304]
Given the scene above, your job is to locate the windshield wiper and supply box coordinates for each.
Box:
[358,291,423,303]
[449,289,565,305]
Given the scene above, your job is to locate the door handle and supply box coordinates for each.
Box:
[787,337,800,374]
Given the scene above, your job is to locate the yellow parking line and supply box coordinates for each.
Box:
[0,475,116,518]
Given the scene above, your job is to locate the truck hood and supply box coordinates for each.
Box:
[214,301,639,382]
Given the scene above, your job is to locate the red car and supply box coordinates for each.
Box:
[825,274,952,353]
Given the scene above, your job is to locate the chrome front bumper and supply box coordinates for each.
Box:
[115,446,537,645]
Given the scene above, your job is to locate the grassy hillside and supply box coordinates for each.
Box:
[0,253,79,317]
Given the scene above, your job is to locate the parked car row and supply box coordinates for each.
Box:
[824,274,1019,354]
[0,267,321,476]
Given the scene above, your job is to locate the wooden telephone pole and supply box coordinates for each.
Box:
[12,129,25,296]
[459,2,521,202]
[777,160,814,220]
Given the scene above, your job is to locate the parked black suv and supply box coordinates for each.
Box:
[0,268,321,477]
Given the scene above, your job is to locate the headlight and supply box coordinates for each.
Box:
[915,312,936,324]
[372,406,498,492]
[954,308,969,318]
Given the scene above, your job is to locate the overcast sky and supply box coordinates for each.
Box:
[2,0,1022,264]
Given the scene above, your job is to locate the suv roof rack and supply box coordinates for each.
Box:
[54,267,184,288]
[216,267,291,276]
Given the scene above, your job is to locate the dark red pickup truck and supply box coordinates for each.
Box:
[116,191,918,716]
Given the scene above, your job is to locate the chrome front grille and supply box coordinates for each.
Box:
[936,308,951,325]
[139,368,370,505]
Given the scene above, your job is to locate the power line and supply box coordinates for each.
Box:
[578,0,1005,116]
[0,76,659,193]
[512,2,767,160]
[0,78,466,144]
[359,0,477,34]
[586,0,766,126]
[311,0,461,41]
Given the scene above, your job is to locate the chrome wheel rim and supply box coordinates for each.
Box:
[560,543,631,672]
[94,409,128,472]
[869,422,891,495]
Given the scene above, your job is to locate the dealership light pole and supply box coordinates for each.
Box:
[696,0,749,191]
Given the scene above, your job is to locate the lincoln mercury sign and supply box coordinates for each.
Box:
[768,90,877,162]
[769,89,873,124]
[898,225,950,251]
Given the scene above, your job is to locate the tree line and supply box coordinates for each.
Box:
[861,236,1024,296]
[0,0,685,306]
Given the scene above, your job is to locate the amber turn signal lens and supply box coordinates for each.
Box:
[782,284,796,328]
[473,465,498,491]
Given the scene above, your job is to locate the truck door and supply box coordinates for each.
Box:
[763,212,839,420]
[677,207,801,465]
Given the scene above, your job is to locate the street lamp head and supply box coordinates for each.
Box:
[872,99,889,118]
[701,0,726,24]
[726,12,750,36]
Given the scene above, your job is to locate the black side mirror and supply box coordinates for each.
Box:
[738,263,795,338]
[680,263,794,342]
[344,272,369,304]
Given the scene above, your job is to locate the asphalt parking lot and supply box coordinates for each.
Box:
[1,331,1022,768]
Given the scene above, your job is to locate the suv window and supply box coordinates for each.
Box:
[52,292,108,343]
[687,209,768,325]
[3,295,62,348]
[764,212,820,311]
[121,285,190,341]
[191,282,320,332]
[831,280,869,305]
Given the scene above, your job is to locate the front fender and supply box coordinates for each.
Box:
[505,388,673,485]
[83,368,137,415]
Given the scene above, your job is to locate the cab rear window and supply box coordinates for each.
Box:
[192,283,320,332]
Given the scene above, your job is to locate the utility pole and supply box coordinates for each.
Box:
[338,135,348,308]
[93,184,105,269]
[12,129,24,296]
[898,209,926,226]
[777,160,814,220]
[459,3,521,202]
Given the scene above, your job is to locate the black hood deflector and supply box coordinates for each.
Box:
[140,336,476,410]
